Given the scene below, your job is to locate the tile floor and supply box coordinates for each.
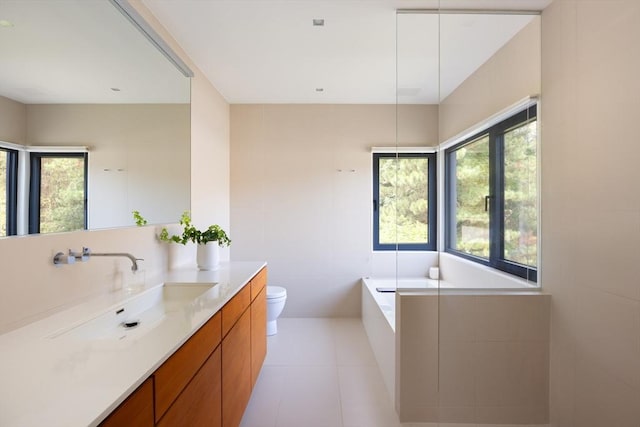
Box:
[241,318,547,427]
[240,317,400,427]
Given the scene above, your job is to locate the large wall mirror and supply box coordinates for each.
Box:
[0,0,191,236]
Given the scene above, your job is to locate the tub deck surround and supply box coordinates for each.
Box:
[365,276,539,293]
[361,277,551,425]
[0,261,266,427]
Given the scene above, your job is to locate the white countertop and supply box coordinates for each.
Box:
[0,261,266,427]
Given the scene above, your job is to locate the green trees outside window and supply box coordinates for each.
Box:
[0,148,17,237]
[503,121,538,267]
[30,153,87,234]
[450,135,490,258]
[446,105,537,281]
[373,152,437,251]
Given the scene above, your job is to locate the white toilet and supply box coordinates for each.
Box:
[266,286,287,336]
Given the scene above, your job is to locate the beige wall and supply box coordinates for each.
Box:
[542,1,640,425]
[439,17,541,142]
[26,104,190,229]
[230,104,438,317]
[189,74,230,257]
[131,0,231,261]
[0,95,26,144]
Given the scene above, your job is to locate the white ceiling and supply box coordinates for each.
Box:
[143,0,552,104]
[0,0,189,104]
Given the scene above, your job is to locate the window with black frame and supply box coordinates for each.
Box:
[29,152,87,234]
[373,152,437,251]
[0,147,18,236]
[445,105,537,280]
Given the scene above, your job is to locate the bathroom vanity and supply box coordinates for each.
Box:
[0,262,267,427]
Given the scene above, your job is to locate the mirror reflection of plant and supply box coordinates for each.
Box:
[132,210,147,226]
[134,210,230,247]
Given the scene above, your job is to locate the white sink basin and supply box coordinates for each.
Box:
[48,283,216,341]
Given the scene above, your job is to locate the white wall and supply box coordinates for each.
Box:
[230,104,438,317]
[541,1,640,425]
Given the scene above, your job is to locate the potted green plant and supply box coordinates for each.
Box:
[134,210,231,270]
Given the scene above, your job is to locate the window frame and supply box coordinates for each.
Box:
[372,152,437,251]
[28,152,88,234]
[1,147,18,236]
[445,105,537,281]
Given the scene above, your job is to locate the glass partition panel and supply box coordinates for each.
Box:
[394,9,541,425]
[394,12,440,285]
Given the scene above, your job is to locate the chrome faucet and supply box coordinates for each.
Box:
[53,247,144,272]
[89,252,143,272]
[77,247,143,272]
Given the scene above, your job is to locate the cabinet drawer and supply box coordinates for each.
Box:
[250,267,267,301]
[99,378,153,427]
[222,284,250,337]
[154,311,221,423]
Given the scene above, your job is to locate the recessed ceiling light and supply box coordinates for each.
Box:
[313,19,324,27]
[315,88,324,92]
[110,87,121,92]
[0,20,14,28]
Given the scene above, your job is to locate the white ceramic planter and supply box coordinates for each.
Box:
[196,242,220,270]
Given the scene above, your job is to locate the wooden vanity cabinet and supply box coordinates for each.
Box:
[220,266,268,427]
[99,378,153,427]
[101,266,267,427]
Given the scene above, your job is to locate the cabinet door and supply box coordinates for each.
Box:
[154,312,221,422]
[222,309,252,427]
[99,378,153,427]
[157,345,222,427]
[251,286,267,387]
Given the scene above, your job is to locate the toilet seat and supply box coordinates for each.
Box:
[267,286,287,299]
